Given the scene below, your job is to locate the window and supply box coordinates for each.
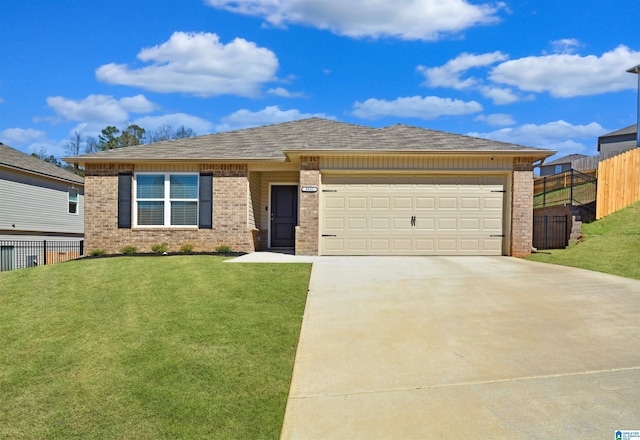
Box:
[134,173,199,227]
[554,165,563,174]
[68,188,79,214]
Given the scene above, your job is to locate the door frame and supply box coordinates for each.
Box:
[268,183,299,249]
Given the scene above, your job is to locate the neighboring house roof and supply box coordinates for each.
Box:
[600,124,637,137]
[0,142,84,185]
[541,154,589,167]
[597,123,637,151]
[65,118,553,164]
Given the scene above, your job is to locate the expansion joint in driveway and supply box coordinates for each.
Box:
[290,365,640,400]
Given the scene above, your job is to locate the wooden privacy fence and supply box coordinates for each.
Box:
[596,148,640,219]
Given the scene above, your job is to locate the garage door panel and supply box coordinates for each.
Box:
[370,238,390,251]
[484,196,503,209]
[321,175,505,256]
[460,197,481,209]
[415,238,435,251]
[392,239,412,252]
[324,217,345,230]
[393,197,413,209]
[370,217,391,230]
[437,218,458,230]
[392,218,412,230]
[347,217,367,230]
[325,196,345,209]
[348,197,367,209]
[483,218,503,230]
[347,238,367,251]
[460,218,480,230]
[371,197,390,209]
[415,218,435,230]
[437,197,458,209]
[415,197,435,209]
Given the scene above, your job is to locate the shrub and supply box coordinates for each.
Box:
[120,245,138,255]
[151,243,168,254]
[89,249,106,257]
[215,245,232,254]
[179,243,195,254]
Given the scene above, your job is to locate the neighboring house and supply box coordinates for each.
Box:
[598,124,638,155]
[538,154,589,176]
[65,118,553,257]
[0,142,84,270]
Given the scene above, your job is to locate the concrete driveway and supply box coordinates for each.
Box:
[281,257,640,439]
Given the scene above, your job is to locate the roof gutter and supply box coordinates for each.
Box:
[63,156,288,167]
[283,149,555,161]
[0,163,84,185]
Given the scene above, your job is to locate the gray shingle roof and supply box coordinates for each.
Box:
[543,154,589,166]
[65,118,553,164]
[0,143,84,184]
[599,124,637,138]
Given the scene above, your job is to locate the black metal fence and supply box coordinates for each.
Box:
[0,240,84,272]
[533,169,597,211]
[533,216,568,250]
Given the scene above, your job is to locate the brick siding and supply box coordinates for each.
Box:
[511,158,534,257]
[295,156,320,255]
[84,164,254,254]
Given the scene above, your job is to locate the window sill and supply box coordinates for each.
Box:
[132,226,199,231]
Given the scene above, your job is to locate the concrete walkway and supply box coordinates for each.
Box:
[281,256,640,439]
[225,251,316,263]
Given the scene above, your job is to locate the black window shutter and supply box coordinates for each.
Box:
[118,172,133,229]
[199,173,213,229]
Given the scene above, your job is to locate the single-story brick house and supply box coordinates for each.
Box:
[65,118,553,257]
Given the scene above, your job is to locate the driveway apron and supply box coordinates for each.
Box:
[281,256,640,439]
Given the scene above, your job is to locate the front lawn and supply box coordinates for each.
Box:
[526,201,640,280]
[0,256,311,439]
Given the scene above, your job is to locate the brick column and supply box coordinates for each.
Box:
[208,164,254,253]
[511,158,534,257]
[296,156,320,255]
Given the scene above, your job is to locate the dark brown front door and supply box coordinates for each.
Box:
[270,185,298,248]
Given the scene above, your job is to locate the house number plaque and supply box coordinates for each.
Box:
[301,186,318,193]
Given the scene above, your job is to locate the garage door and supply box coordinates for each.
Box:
[320,175,505,255]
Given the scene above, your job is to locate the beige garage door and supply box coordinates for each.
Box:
[320,175,506,256]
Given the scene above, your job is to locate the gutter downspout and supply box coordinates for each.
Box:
[627,64,640,148]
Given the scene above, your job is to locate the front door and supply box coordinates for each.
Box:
[270,185,298,248]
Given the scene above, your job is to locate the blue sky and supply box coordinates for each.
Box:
[1,0,639,161]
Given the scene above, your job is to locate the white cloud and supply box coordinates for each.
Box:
[490,45,640,97]
[0,128,48,146]
[215,105,332,131]
[478,85,531,105]
[96,32,279,97]
[352,96,482,120]
[419,51,508,89]
[549,38,581,55]
[0,128,64,157]
[133,113,215,135]
[474,113,515,126]
[46,94,156,125]
[467,120,608,154]
[205,0,504,40]
[266,87,306,98]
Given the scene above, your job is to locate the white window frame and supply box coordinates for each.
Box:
[68,187,79,215]
[133,172,199,228]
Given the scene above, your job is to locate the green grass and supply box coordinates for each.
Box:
[533,182,595,208]
[526,200,640,280]
[0,256,311,439]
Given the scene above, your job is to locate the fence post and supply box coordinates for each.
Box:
[570,170,574,205]
[543,177,547,207]
[43,240,47,265]
[80,240,84,256]
[543,216,548,249]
